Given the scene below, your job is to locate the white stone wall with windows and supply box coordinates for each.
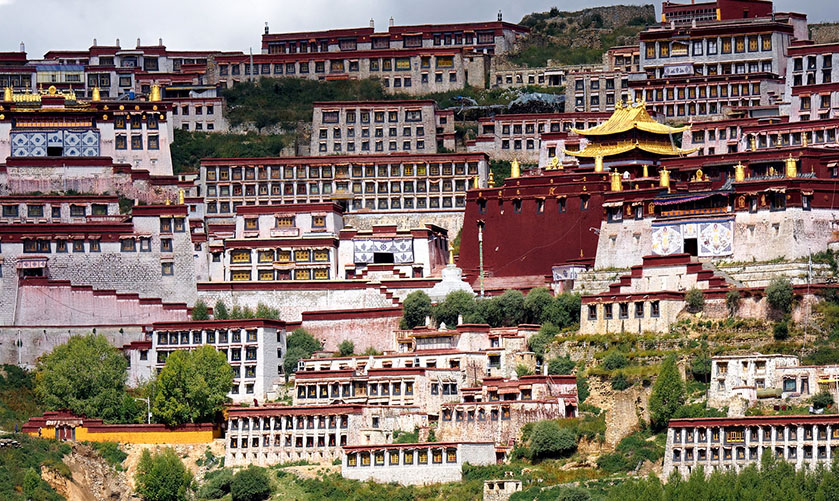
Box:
[311,101,439,156]
[565,71,633,113]
[342,442,495,485]
[148,320,287,403]
[170,97,227,132]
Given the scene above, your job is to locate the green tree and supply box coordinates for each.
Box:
[773,320,790,340]
[401,291,432,329]
[230,466,271,501]
[198,469,233,499]
[254,302,280,319]
[548,356,576,375]
[135,448,193,501]
[611,372,630,390]
[516,364,534,377]
[338,340,354,357]
[467,297,503,326]
[191,300,209,321]
[812,391,834,410]
[766,276,794,314]
[151,345,232,425]
[433,290,476,327]
[685,288,705,313]
[601,350,628,371]
[283,329,323,381]
[35,334,129,422]
[577,373,590,403]
[524,287,554,324]
[214,300,229,320]
[649,355,686,429]
[496,289,526,326]
[529,420,577,460]
[529,324,560,361]
[690,352,712,383]
[543,293,581,329]
[725,289,740,316]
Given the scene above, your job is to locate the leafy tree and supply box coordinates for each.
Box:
[214,300,229,320]
[611,372,630,390]
[529,324,560,361]
[690,353,712,383]
[548,356,576,375]
[601,350,628,371]
[191,300,209,321]
[496,289,526,326]
[524,287,554,324]
[773,320,790,341]
[516,364,534,378]
[254,302,280,319]
[151,345,232,425]
[231,466,271,501]
[401,291,432,329]
[577,374,590,403]
[135,448,193,501]
[529,420,577,460]
[685,288,705,313]
[649,355,686,429]
[198,469,233,499]
[542,293,582,329]
[766,276,794,314]
[725,290,740,316]
[283,329,323,381]
[812,391,834,410]
[35,334,129,422]
[338,340,354,357]
[467,297,503,326]
[433,290,476,327]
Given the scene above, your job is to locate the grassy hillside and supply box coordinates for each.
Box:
[507,5,656,67]
[0,365,42,433]
[171,129,289,174]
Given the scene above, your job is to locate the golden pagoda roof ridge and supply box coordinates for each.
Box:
[571,99,689,137]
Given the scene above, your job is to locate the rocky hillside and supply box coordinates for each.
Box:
[507,4,657,67]
[810,23,839,43]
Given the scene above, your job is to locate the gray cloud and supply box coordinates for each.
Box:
[1,0,837,58]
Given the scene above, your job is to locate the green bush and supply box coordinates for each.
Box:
[596,452,633,473]
[773,320,790,341]
[725,290,740,316]
[198,468,233,499]
[649,356,686,429]
[516,364,534,377]
[529,420,577,460]
[524,287,554,324]
[690,352,711,383]
[135,448,193,501]
[337,340,354,357]
[601,350,628,371]
[611,372,630,391]
[812,391,834,410]
[88,441,127,471]
[548,356,576,375]
[191,300,209,321]
[401,291,432,329]
[529,324,560,361]
[685,288,705,313]
[577,374,590,403]
[283,329,323,380]
[766,277,794,314]
[213,301,229,320]
[433,290,476,327]
[496,290,526,326]
[231,466,271,501]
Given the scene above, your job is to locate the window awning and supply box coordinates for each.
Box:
[654,193,718,206]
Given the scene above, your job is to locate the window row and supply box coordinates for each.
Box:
[205,162,479,181]
[230,433,348,449]
[172,104,215,116]
[673,425,839,444]
[157,349,259,366]
[230,415,349,431]
[156,329,260,346]
[441,406,511,421]
[218,55,458,77]
[229,268,330,281]
[643,82,765,102]
[207,196,465,215]
[321,110,424,124]
[1,204,109,218]
[22,238,101,253]
[586,301,661,321]
[230,248,331,264]
[645,35,773,59]
[318,139,427,153]
[672,445,836,463]
[208,180,469,198]
[180,122,216,131]
[113,114,159,130]
[318,126,426,139]
[115,134,160,150]
[346,448,458,467]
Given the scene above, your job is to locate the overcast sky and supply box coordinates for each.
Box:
[2,0,838,58]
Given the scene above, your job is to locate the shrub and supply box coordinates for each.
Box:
[191,300,209,321]
[597,452,633,473]
[433,290,476,327]
[548,356,576,375]
[524,287,554,324]
[649,356,686,429]
[401,291,432,329]
[690,353,712,383]
[601,350,628,371]
[812,391,834,410]
[337,340,354,357]
[516,364,534,377]
[529,420,577,460]
[230,466,271,501]
[496,289,526,326]
[135,448,193,501]
[544,293,582,329]
[685,288,705,313]
[198,469,233,499]
[577,374,590,403]
[725,290,740,316]
[766,277,794,314]
[529,323,560,361]
[213,301,229,320]
[611,372,630,391]
[773,320,790,341]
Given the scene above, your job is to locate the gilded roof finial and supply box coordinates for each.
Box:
[510,158,520,178]
[473,175,480,189]
[448,243,455,266]
[3,87,11,102]
[149,84,161,102]
[488,171,495,188]
[92,87,101,102]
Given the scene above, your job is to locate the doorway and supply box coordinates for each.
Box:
[684,238,698,256]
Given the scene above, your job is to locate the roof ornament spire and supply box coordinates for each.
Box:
[3,87,11,102]
[510,158,520,178]
[92,87,101,102]
[149,84,161,102]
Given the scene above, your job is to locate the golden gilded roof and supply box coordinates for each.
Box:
[571,99,690,136]
[564,140,698,158]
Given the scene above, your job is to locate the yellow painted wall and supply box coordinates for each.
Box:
[28,426,218,444]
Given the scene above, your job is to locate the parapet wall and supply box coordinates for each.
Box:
[301,307,403,352]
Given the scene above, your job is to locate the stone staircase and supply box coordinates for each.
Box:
[714,261,831,288]
[601,254,729,296]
